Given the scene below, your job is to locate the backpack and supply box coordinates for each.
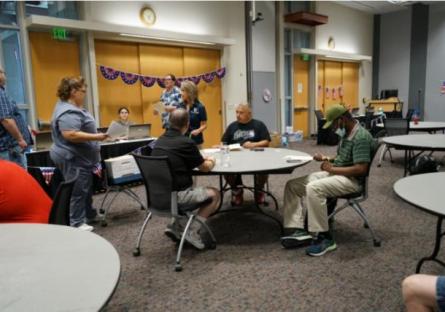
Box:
[409,155,440,175]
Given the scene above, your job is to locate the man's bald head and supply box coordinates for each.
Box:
[169,108,189,133]
[235,102,252,124]
[0,67,5,87]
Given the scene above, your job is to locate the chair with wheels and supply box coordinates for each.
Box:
[48,169,79,225]
[377,118,410,167]
[328,140,382,247]
[131,154,217,272]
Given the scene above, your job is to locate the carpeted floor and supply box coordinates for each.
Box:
[93,138,445,311]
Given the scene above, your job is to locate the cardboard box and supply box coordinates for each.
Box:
[104,155,141,184]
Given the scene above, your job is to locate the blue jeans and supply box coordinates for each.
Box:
[0,146,25,167]
[437,276,445,312]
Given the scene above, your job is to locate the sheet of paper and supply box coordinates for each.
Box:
[229,143,242,151]
[106,121,128,139]
[283,155,313,161]
[153,102,166,114]
[201,148,220,154]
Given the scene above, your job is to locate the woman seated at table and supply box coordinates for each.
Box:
[110,106,134,140]
[0,159,52,223]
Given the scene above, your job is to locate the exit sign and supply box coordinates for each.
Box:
[52,27,67,40]
[301,54,310,61]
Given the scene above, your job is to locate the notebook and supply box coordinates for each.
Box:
[128,124,151,140]
[34,131,53,151]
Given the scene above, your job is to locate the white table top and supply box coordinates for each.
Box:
[201,147,312,174]
[0,224,120,312]
[394,172,445,216]
[382,134,445,150]
[376,121,445,131]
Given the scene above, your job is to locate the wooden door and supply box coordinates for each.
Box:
[324,61,342,111]
[139,44,184,138]
[95,40,143,127]
[292,55,309,137]
[29,32,81,124]
[317,60,325,112]
[183,47,222,147]
[341,62,359,109]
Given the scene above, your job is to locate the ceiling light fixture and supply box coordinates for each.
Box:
[120,33,215,45]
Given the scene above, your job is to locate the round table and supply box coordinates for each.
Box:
[394,173,445,272]
[376,121,445,133]
[0,224,121,311]
[199,147,312,233]
[382,134,445,176]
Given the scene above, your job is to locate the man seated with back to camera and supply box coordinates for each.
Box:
[220,102,271,206]
[280,104,374,257]
[151,108,220,250]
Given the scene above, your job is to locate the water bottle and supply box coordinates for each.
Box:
[412,109,420,125]
[221,144,230,167]
[281,133,288,148]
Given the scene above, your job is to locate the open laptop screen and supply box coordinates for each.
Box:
[128,124,151,140]
[35,131,53,151]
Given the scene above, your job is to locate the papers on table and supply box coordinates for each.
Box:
[201,148,220,154]
[228,143,242,151]
[283,155,313,163]
[106,121,128,139]
[153,102,166,114]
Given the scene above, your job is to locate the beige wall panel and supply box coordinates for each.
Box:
[183,47,222,148]
[95,40,143,127]
[324,61,343,110]
[293,56,309,136]
[341,62,359,109]
[138,44,184,138]
[29,32,81,123]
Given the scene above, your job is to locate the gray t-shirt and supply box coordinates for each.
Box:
[50,101,100,168]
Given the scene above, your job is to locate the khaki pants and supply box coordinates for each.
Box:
[283,171,361,233]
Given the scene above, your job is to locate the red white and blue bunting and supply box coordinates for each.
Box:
[98,65,226,88]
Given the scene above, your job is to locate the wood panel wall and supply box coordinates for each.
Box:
[293,56,309,136]
[317,60,359,113]
[29,32,81,124]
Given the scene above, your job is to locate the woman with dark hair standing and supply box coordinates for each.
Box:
[180,80,207,148]
[49,76,108,231]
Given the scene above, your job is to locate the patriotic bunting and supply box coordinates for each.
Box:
[98,64,226,88]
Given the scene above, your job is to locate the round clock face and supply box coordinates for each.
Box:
[140,7,156,26]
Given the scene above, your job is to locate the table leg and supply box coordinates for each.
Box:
[404,150,408,177]
[416,216,445,273]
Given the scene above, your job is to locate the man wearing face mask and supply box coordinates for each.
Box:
[280,104,374,257]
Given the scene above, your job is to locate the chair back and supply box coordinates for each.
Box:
[132,154,174,215]
[360,140,383,199]
[27,166,51,197]
[314,110,324,121]
[405,108,415,121]
[383,118,409,136]
[48,169,78,225]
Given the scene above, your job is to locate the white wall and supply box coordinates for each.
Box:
[83,1,247,126]
[425,3,445,121]
[379,10,411,114]
[315,2,374,108]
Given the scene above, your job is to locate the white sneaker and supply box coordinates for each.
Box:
[77,223,94,232]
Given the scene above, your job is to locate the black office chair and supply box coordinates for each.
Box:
[405,108,415,121]
[377,118,410,167]
[48,169,79,225]
[315,110,338,146]
[131,154,216,272]
[328,140,382,247]
[27,166,64,199]
[98,145,154,226]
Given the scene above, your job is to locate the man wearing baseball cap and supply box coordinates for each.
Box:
[280,104,375,256]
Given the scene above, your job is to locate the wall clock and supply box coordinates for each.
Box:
[140,7,156,27]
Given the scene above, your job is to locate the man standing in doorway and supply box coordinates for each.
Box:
[158,73,182,129]
[0,67,31,167]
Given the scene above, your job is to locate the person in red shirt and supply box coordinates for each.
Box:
[0,160,52,223]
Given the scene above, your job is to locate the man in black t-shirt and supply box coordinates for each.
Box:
[152,109,220,250]
[220,103,271,206]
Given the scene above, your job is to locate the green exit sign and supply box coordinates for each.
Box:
[52,27,67,40]
[301,54,310,61]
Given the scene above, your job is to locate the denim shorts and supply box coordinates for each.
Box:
[437,276,445,312]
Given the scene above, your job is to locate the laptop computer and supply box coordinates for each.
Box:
[34,131,53,151]
[128,124,151,140]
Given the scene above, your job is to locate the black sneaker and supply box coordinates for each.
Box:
[305,236,337,257]
[280,229,312,249]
